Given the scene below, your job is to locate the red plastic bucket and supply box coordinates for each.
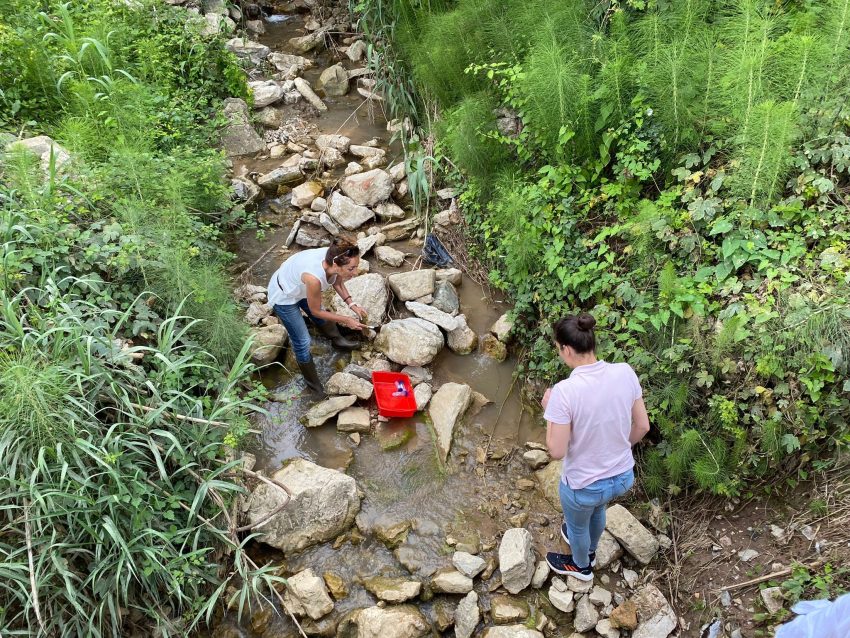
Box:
[372,371,417,418]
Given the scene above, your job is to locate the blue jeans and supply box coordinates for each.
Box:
[559,467,635,568]
[272,299,325,363]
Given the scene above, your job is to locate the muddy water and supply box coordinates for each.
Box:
[220,8,568,637]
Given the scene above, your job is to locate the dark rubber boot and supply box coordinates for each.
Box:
[297,358,325,395]
[318,321,359,350]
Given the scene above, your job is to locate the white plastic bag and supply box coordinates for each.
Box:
[775,592,850,638]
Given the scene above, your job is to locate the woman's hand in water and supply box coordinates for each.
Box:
[341,316,366,330]
[542,387,552,411]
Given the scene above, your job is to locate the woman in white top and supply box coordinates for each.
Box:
[267,239,367,392]
[542,312,650,581]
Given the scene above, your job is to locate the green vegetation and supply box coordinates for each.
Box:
[354,0,850,495]
[1,1,278,635]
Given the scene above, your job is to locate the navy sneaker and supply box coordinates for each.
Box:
[546,551,594,581]
[560,523,597,567]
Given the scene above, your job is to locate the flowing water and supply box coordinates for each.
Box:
[213,7,573,637]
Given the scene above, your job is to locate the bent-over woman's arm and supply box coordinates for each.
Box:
[629,398,650,445]
[304,276,364,328]
[546,421,571,460]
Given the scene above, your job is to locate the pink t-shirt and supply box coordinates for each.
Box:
[543,360,642,490]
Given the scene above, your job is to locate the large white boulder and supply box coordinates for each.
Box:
[248,80,283,107]
[498,528,535,594]
[454,591,479,638]
[631,584,677,638]
[606,504,659,565]
[244,459,360,554]
[328,192,374,230]
[355,605,430,638]
[375,318,444,366]
[329,273,388,325]
[341,168,394,206]
[404,301,458,331]
[388,269,435,302]
[447,315,478,355]
[248,324,287,366]
[428,382,472,461]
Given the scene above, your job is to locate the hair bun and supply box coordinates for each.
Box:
[576,313,596,331]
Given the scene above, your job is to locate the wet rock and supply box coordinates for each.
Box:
[328,192,374,230]
[610,599,638,630]
[491,313,513,342]
[221,98,265,156]
[499,528,535,594]
[606,505,660,565]
[246,19,264,34]
[347,39,367,61]
[248,79,283,107]
[296,225,331,248]
[318,64,349,96]
[257,164,302,189]
[341,168,394,206]
[376,245,406,267]
[388,270,436,301]
[225,37,269,64]
[631,584,677,638]
[531,560,550,588]
[454,591,479,638]
[491,595,529,623]
[413,383,432,411]
[596,531,624,569]
[574,595,599,633]
[376,318,444,366]
[590,585,613,607]
[324,571,348,600]
[431,567,473,594]
[404,301,458,331]
[245,459,360,554]
[303,395,358,427]
[482,334,508,361]
[269,51,313,74]
[330,273,388,325]
[249,324,287,366]
[447,315,478,355]
[395,544,432,577]
[337,407,371,433]
[373,518,412,547]
[289,30,325,54]
[401,365,432,385]
[315,134,351,153]
[429,382,472,461]
[760,586,784,614]
[291,181,323,208]
[245,301,271,325]
[294,77,327,112]
[431,281,459,315]
[548,578,575,612]
[596,618,620,638]
[452,552,486,579]
[522,449,549,470]
[364,576,421,603]
[431,599,456,632]
[480,626,542,638]
[355,605,430,638]
[283,568,334,620]
[375,201,406,220]
[326,372,373,400]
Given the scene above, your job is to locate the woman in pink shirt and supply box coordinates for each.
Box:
[542,313,650,581]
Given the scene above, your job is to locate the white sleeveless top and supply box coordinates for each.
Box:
[267,248,335,306]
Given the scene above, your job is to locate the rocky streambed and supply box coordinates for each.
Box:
[197,1,682,637]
